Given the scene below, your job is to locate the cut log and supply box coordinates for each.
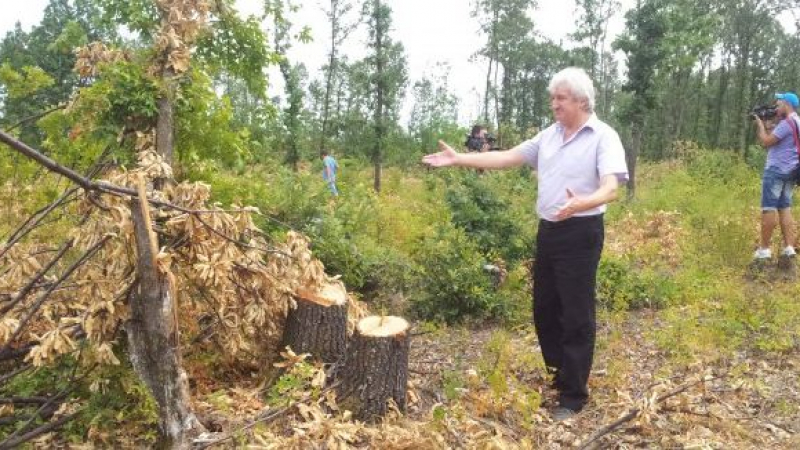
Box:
[281,282,348,364]
[336,316,410,422]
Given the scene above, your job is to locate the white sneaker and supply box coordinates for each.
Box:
[754,248,772,259]
[782,246,796,257]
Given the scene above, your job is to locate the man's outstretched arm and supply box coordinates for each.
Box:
[422,140,527,169]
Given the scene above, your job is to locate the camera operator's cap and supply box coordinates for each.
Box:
[775,92,799,109]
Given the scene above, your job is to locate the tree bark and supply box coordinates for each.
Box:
[156,95,174,167]
[127,192,199,449]
[627,124,641,201]
[320,1,339,152]
[372,0,385,193]
[337,316,409,422]
[483,56,493,123]
[282,283,348,364]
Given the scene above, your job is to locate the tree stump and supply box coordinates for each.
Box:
[337,316,410,422]
[281,282,348,364]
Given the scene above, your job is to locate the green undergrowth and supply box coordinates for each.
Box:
[0,357,158,446]
[3,141,800,443]
[605,145,800,366]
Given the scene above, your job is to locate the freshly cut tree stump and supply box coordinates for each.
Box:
[281,282,348,363]
[337,316,410,422]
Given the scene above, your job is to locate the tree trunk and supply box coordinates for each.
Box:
[500,61,513,131]
[626,124,641,201]
[483,57,493,123]
[372,0,384,193]
[483,6,499,125]
[156,95,174,167]
[319,12,338,153]
[128,190,199,449]
[734,36,751,155]
[711,60,728,148]
[336,316,409,422]
[282,283,348,364]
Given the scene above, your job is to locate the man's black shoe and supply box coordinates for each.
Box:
[551,406,577,421]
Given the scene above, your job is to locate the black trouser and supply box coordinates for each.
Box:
[533,214,604,411]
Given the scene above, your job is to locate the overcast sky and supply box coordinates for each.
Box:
[2,0,642,125]
[6,0,793,126]
[236,0,635,124]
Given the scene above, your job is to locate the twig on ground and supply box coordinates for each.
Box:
[0,411,81,450]
[194,383,342,449]
[577,374,726,450]
[0,364,32,386]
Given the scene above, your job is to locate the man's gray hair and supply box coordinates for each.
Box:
[548,67,596,113]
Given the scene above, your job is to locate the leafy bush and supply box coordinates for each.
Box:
[444,172,529,263]
[596,256,677,310]
[410,225,499,323]
[445,171,535,262]
[305,208,417,297]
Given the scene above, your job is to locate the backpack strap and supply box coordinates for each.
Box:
[787,114,800,159]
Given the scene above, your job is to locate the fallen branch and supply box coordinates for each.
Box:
[0,130,289,256]
[0,238,75,317]
[0,411,81,450]
[0,364,31,386]
[0,188,79,260]
[0,389,71,445]
[3,104,67,133]
[193,404,293,449]
[193,383,341,449]
[0,396,52,405]
[577,374,725,450]
[473,416,519,440]
[0,235,110,354]
[0,134,119,259]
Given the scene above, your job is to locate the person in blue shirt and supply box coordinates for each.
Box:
[321,150,339,196]
[752,92,800,261]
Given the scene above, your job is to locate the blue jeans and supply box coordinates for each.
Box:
[761,169,794,211]
[327,181,339,196]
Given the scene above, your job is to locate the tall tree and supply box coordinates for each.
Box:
[614,0,667,199]
[265,0,312,171]
[319,0,360,152]
[474,0,537,141]
[572,0,620,116]
[408,63,460,153]
[364,0,406,192]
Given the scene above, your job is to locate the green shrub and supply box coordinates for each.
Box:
[443,171,532,264]
[596,256,677,310]
[410,224,499,323]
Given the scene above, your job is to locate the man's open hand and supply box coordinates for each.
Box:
[422,140,459,167]
[556,188,588,221]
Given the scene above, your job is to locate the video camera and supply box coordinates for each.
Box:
[751,104,778,120]
[485,134,503,151]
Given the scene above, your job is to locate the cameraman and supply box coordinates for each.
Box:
[465,124,491,153]
[752,92,800,261]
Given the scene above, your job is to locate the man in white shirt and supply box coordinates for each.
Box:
[422,67,628,420]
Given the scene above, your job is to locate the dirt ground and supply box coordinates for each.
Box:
[406,312,800,449]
